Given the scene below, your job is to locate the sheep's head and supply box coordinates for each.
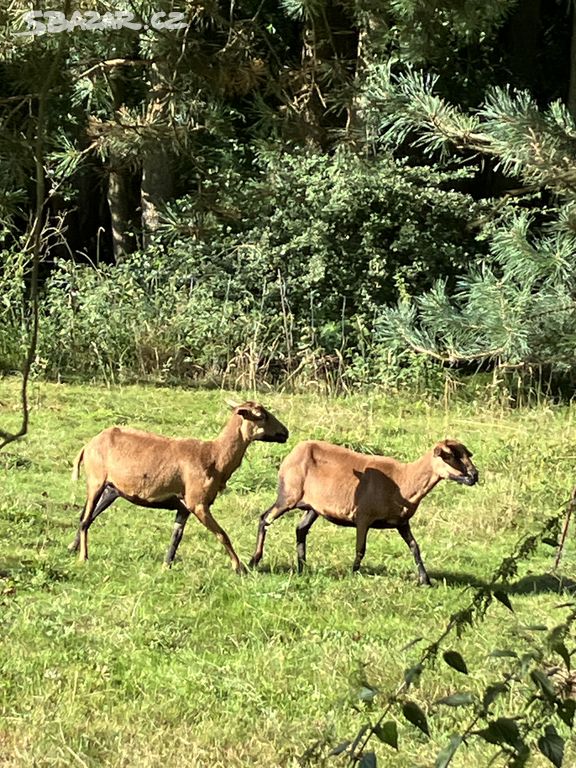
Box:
[432,439,478,486]
[227,400,289,444]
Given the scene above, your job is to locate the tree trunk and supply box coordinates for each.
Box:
[141,144,173,247]
[106,68,136,263]
[295,1,358,148]
[346,12,384,147]
[107,160,135,261]
[299,16,325,148]
[141,63,174,249]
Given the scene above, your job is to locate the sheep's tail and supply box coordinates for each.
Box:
[71,448,84,482]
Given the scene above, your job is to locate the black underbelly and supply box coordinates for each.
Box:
[322,514,397,530]
[111,485,182,511]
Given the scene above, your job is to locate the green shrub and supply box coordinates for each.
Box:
[35,149,485,389]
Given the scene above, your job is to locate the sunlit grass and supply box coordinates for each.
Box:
[0,380,575,766]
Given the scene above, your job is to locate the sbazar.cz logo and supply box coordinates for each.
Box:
[15,10,188,35]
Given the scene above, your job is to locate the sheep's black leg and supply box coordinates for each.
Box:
[164,503,191,567]
[249,502,291,567]
[296,509,318,573]
[352,521,369,572]
[250,477,298,568]
[70,484,119,554]
[397,522,431,586]
[249,505,274,567]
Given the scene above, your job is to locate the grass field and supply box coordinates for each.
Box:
[0,379,575,767]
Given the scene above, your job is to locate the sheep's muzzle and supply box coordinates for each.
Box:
[451,469,478,486]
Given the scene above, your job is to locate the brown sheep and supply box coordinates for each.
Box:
[249,438,477,584]
[69,401,289,573]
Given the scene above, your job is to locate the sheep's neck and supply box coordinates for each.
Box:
[400,453,440,507]
[212,417,250,480]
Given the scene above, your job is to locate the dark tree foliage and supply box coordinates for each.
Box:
[1,0,576,391]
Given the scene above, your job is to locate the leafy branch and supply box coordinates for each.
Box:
[331,494,576,767]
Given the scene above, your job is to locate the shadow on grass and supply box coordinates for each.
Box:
[0,454,32,470]
[251,562,397,579]
[0,554,72,588]
[250,561,361,580]
[251,563,576,594]
[250,562,295,575]
[430,569,576,595]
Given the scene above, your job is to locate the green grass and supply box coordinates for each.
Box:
[0,379,575,767]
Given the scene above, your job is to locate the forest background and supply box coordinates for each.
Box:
[2,0,576,395]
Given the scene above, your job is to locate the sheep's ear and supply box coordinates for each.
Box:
[433,445,443,457]
[236,406,260,422]
[434,443,452,458]
[226,399,241,410]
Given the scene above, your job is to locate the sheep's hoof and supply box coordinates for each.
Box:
[235,563,248,576]
[419,578,432,587]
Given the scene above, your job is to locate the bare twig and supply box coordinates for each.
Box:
[0,21,68,450]
[554,486,576,570]
[75,58,152,82]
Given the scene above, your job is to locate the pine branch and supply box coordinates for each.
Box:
[75,58,154,82]
[363,67,576,195]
